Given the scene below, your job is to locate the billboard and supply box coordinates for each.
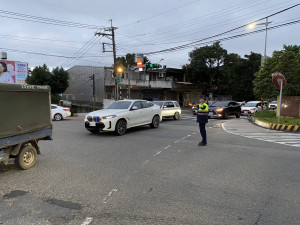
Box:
[0,60,28,84]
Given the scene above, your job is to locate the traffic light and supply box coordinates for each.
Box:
[116,66,123,74]
[146,63,162,69]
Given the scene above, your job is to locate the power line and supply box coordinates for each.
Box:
[117,0,297,46]
[144,19,300,55]
[141,4,300,55]
[119,0,202,28]
[0,9,105,29]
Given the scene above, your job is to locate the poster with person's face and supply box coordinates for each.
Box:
[0,60,28,84]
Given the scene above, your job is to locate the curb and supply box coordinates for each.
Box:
[250,117,300,133]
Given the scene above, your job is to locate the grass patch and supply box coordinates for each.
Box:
[253,111,300,126]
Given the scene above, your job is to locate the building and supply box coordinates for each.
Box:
[62,65,207,112]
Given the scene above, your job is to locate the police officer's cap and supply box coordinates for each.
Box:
[200,95,206,100]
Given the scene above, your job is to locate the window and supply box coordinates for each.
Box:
[51,106,57,109]
[131,101,142,109]
[211,101,229,107]
[174,102,180,107]
[107,101,132,109]
[141,101,151,108]
[153,101,163,107]
[165,102,175,108]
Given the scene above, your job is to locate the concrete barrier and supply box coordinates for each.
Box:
[251,117,300,132]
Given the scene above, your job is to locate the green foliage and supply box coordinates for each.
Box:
[51,67,69,94]
[51,94,61,104]
[26,64,69,94]
[184,42,261,101]
[253,45,300,99]
[26,64,52,85]
[253,111,300,126]
[116,53,151,68]
[184,42,227,85]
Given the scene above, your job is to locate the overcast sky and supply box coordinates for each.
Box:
[1,0,299,70]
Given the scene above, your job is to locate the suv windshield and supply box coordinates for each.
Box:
[106,101,132,109]
[211,101,229,107]
[244,103,259,107]
[271,101,277,104]
[153,101,163,107]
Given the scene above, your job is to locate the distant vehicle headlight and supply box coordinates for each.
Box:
[216,108,224,112]
[102,115,116,120]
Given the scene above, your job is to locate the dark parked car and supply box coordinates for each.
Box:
[209,101,241,119]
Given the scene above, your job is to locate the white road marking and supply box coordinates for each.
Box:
[223,120,300,148]
[124,174,131,182]
[102,189,118,203]
[81,217,93,225]
[154,151,161,156]
[193,132,198,135]
[143,160,150,165]
[174,140,180,143]
[187,135,191,137]
[181,137,186,140]
[164,145,172,149]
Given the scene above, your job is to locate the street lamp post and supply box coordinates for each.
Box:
[248,18,272,65]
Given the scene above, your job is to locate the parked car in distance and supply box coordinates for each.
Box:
[192,101,215,115]
[84,100,162,136]
[241,101,261,116]
[269,101,277,110]
[209,101,241,119]
[153,101,181,120]
[51,104,70,121]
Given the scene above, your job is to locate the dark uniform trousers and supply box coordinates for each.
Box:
[199,122,207,144]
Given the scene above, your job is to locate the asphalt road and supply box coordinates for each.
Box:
[1,112,300,225]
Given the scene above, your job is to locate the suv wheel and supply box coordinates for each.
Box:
[115,120,127,136]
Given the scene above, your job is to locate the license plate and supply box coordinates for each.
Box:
[89,122,96,127]
[209,112,213,116]
[244,112,248,115]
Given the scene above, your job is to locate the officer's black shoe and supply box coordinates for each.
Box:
[198,142,207,146]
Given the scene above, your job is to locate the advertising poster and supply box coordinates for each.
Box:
[0,60,28,84]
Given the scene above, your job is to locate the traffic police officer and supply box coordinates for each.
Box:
[197,96,209,146]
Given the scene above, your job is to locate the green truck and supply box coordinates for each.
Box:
[0,83,52,169]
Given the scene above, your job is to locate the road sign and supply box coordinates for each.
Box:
[137,59,143,68]
[271,72,286,124]
[272,72,286,90]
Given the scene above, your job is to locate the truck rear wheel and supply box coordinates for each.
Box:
[16,145,37,170]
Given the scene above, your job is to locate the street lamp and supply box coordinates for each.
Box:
[247,18,272,65]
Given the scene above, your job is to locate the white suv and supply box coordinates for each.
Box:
[153,101,181,120]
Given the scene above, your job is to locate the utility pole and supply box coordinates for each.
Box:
[89,74,95,111]
[95,19,118,100]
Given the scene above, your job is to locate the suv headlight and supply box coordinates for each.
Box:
[102,115,116,120]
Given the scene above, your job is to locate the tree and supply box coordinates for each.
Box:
[26,64,69,95]
[26,64,52,86]
[226,52,261,101]
[253,45,300,99]
[116,53,151,68]
[51,67,69,94]
[183,42,227,87]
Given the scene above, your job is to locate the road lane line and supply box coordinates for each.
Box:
[102,189,118,203]
[81,217,93,225]
[187,135,191,137]
[154,151,161,156]
[174,140,180,143]
[164,145,171,149]
[143,160,150,165]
